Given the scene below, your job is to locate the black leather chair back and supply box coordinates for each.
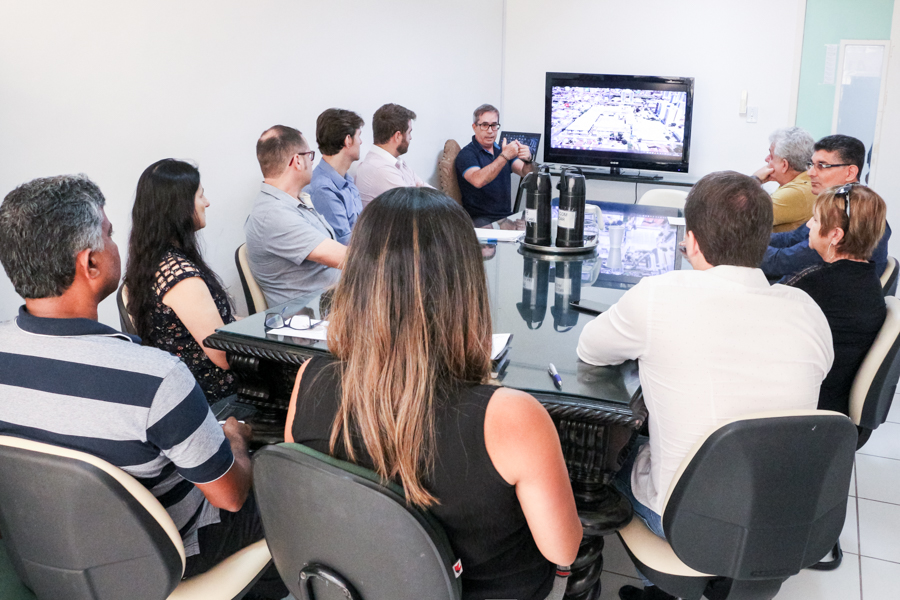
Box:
[116,284,138,337]
[253,443,462,600]
[0,437,183,600]
[881,256,898,297]
[662,412,856,581]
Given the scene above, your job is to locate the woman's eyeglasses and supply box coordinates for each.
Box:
[264,311,319,331]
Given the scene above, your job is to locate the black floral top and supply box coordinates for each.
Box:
[146,248,237,403]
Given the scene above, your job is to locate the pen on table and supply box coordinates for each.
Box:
[548,363,563,390]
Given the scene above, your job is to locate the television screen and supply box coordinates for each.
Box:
[544,73,694,174]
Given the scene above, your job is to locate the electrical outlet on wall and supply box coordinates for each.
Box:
[746,107,758,123]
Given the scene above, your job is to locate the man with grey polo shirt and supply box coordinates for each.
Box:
[245,125,346,307]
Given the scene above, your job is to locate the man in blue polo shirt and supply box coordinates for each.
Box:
[455,103,535,226]
[0,175,286,599]
[309,108,365,244]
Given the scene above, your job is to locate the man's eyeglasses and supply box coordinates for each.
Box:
[476,122,501,132]
[295,150,316,163]
[834,183,856,221]
[807,161,852,171]
[264,312,320,331]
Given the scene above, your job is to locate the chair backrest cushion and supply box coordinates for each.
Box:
[0,436,184,600]
[850,296,900,428]
[881,256,898,296]
[662,411,856,580]
[236,243,268,315]
[636,188,688,209]
[438,140,463,204]
[253,443,461,600]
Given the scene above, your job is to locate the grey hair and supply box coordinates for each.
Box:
[0,174,106,299]
[473,103,500,124]
[769,127,815,172]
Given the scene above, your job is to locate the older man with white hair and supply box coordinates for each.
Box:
[752,126,816,232]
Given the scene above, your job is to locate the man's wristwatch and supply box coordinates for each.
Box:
[521,158,533,164]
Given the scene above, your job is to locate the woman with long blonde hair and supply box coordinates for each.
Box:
[285,187,581,599]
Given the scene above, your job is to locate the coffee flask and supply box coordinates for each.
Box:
[516,166,553,246]
[556,167,587,248]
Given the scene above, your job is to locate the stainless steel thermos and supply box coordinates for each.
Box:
[516,166,553,246]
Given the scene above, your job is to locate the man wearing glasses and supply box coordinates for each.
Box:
[761,134,891,281]
[455,104,535,226]
[244,125,346,307]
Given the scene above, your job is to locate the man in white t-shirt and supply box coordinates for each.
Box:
[355,103,432,207]
[576,171,833,600]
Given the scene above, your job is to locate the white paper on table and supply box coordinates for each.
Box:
[475,228,524,242]
[266,320,330,341]
[667,216,686,226]
[491,333,511,360]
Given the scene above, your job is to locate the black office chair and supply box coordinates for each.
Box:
[116,283,138,337]
[235,244,268,315]
[0,436,272,600]
[881,256,898,297]
[0,539,36,600]
[253,443,462,600]
[807,295,900,572]
[850,295,900,447]
[616,410,857,600]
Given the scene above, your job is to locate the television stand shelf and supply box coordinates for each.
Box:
[545,166,695,188]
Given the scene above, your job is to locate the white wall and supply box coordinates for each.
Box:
[501,0,806,198]
[870,0,900,258]
[0,0,503,324]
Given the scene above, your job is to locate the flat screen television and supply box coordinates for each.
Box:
[544,72,694,175]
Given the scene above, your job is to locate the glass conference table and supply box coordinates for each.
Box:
[205,200,685,483]
[206,200,684,597]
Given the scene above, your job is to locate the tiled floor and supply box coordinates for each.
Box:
[598,395,900,599]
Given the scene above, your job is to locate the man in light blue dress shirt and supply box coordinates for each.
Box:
[309,108,364,245]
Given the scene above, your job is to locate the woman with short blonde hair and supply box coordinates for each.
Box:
[786,183,887,414]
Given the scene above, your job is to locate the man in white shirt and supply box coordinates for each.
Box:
[355,103,432,207]
[577,171,833,600]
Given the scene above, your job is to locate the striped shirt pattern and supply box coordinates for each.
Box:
[0,307,234,556]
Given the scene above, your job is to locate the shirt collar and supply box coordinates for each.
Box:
[368,144,401,166]
[315,159,353,189]
[15,305,138,342]
[260,182,305,206]
[705,265,772,289]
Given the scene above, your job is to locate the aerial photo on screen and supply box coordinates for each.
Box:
[550,86,687,157]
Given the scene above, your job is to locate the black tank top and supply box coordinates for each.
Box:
[291,356,555,600]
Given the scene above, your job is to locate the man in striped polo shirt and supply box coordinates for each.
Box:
[0,175,286,599]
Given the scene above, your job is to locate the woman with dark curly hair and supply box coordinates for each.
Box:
[124,159,236,403]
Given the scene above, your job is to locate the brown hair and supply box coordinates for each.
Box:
[683,171,773,268]
[316,108,364,156]
[815,184,886,260]
[256,125,306,178]
[326,187,492,506]
[372,104,417,145]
